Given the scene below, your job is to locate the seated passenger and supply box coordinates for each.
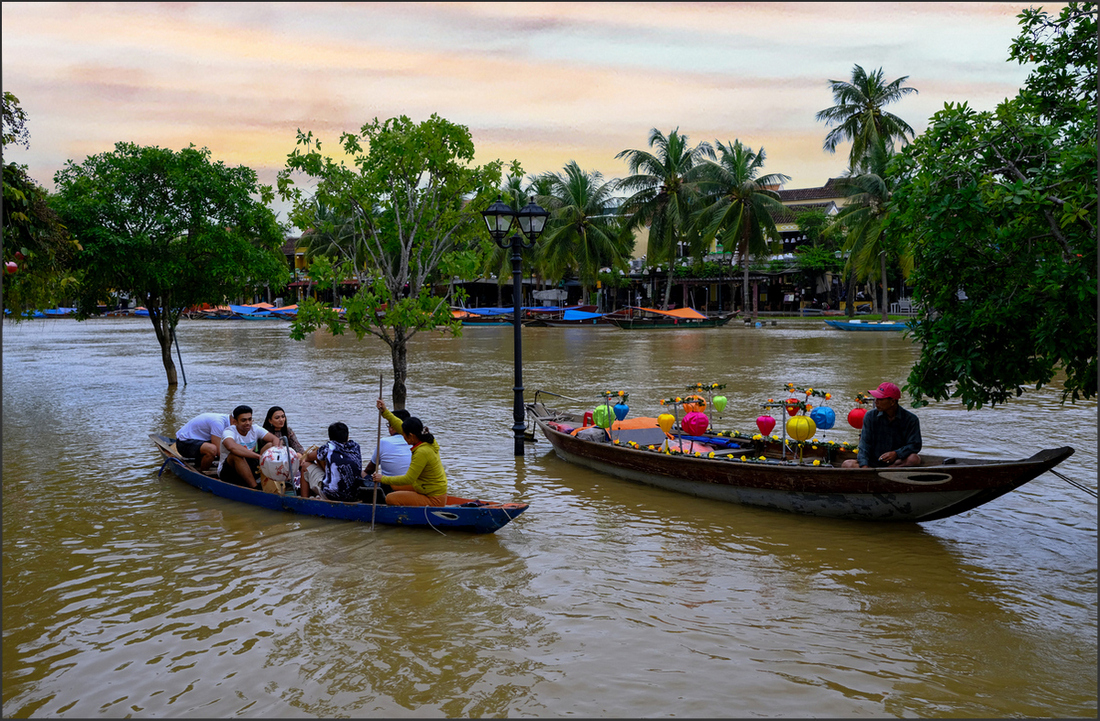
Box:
[219,405,281,489]
[175,411,230,471]
[299,422,363,502]
[262,406,305,454]
[363,402,413,500]
[373,415,448,507]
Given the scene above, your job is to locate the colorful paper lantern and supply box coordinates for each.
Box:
[259,446,300,483]
[681,412,709,436]
[658,413,676,434]
[712,396,728,413]
[847,407,866,430]
[5,261,17,274]
[592,405,612,429]
[682,395,707,414]
[756,415,776,435]
[785,398,801,417]
[787,415,817,441]
[810,406,836,430]
[613,403,630,421]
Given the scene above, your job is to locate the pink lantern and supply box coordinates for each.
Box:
[756,415,776,435]
[847,407,867,430]
[682,412,709,436]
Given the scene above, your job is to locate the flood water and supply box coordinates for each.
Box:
[2,317,1096,718]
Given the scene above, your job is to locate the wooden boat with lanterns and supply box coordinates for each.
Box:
[149,434,528,533]
[525,393,1074,522]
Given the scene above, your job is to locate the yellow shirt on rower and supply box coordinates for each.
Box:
[379,409,447,498]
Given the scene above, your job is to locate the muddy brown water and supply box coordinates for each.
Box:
[2,318,1096,717]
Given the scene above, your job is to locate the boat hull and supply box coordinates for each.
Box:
[529,413,1072,522]
[607,314,735,330]
[824,319,907,331]
[151,435,527,533]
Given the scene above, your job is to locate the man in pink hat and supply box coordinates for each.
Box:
[842,382,922,468]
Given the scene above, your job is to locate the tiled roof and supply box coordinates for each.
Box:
[777,178,845,203]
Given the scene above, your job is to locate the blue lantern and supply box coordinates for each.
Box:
[810,406,836,430]
[613,403,629,421]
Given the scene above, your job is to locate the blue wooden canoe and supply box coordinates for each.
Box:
[150,435,528,533]
[824,319,908,332]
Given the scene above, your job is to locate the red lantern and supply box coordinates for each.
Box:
[5,261,17,275]
[756,415,776,435]
[785,398,800,417]
[847,407,866,430]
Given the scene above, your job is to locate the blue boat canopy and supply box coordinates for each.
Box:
[563,310,604,321]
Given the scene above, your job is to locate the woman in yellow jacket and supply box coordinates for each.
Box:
[373,401,448,506]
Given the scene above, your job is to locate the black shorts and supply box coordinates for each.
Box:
[219,456,260,487]
[176,438,207,459]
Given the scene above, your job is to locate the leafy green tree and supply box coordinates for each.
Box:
[696,139,789,320]
[53,143,288,385]
[535,161,632,303]
[278,114,504,408]
[617,128,711,308]
[815,64,918,172]
[3,93,82,318]
[890,2,1097,408]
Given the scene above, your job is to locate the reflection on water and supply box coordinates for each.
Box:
[2,318,1096,717]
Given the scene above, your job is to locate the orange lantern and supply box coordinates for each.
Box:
[682,394,707,414]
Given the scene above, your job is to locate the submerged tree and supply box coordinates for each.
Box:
[278,114,504,408]
[54,143,287,385]
[891,2,1097,408]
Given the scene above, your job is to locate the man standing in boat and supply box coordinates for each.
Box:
[219,405,282,488]
[842,382,922,468]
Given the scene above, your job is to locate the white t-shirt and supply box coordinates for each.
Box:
[370,434,412,476]
[218,424,268,472]
[177,413,230,442]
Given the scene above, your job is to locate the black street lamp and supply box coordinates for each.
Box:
[481,195,549,455]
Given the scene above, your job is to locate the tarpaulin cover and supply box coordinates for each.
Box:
[626,306,707,320]
[563,310,605,321]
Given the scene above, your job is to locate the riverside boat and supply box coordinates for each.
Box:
[605,306,737,329]
[824,319,908,332]
[150,434,528,533]
[526,395,1073,522]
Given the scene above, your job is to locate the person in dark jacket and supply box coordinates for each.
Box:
[842,382,922,468]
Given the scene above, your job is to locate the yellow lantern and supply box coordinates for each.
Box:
[786,415,817,441]
[658,413,676,434]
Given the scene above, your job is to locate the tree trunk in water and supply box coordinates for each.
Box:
[662,271,674,310]
[879,251,889,321]
[148,302,179,386]
[752,280,759,321]
[389,328,409,410]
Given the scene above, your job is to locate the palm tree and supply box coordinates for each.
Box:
[535,161,632,304]
[616,128,712,308]
[815,64,918,172]
[830,143,913,320]
[697,140,790,321]
[300,200,364,304]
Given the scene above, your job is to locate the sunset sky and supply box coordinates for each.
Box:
[3,2,1048,224]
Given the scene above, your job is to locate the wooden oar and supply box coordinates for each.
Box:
[371,374,382,530]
